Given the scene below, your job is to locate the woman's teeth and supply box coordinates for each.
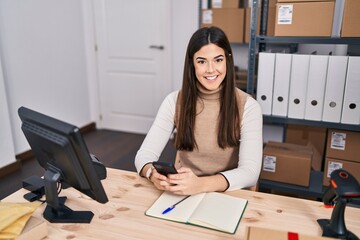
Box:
[206,75,217,80]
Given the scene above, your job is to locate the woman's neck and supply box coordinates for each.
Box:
[197,82,222,100]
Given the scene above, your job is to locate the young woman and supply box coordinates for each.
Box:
[135,27,263,195]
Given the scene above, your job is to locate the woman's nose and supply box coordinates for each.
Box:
[206,62,214,73]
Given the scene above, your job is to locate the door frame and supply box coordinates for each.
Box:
[81,0,101,125]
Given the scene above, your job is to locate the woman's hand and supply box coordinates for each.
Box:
[162,167,205,195]
[150,170,174,191]
[149,167,228,195]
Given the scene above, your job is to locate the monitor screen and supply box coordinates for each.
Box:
[18,106,108,223]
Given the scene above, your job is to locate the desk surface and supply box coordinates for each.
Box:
[3,168,360,239]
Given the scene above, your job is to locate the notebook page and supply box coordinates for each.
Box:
[146,192,205,222]
[189,192,247,233]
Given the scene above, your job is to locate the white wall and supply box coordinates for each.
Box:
[0,0,92,154]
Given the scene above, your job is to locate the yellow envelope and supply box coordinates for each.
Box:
[0,202,41,239]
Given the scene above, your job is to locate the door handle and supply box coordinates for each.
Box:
[149,45,164,50]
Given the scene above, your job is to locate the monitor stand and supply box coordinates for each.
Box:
[43,168,94,223]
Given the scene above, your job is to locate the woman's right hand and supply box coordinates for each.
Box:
[150,170,174,190]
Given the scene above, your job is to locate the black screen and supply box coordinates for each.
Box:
[18,106,108,223]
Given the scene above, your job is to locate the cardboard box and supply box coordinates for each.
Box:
[341,0,360,37]
[201,8,245,43]
[266,0,277,36]
[267,141,321,171]
[18,216,48,240]
[323,157,360,186]
[260,141,312,187]
[212,0,240,8]
[285,125,326,171]
[274,1,334,36]
[245,226,333,240]
[325,129,360,163]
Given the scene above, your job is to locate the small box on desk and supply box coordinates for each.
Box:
[18,216,48,240]
[260,141,312,187]
[245,226,333,240]
[323,157,360,186]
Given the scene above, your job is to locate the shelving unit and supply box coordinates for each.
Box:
[247,0,360,199]
[259,170,325,199]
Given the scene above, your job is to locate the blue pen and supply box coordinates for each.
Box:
[162,195,191,214]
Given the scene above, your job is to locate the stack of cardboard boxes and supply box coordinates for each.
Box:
[260,126,360,190]
[323,129,360,186]
[201,0,360,40]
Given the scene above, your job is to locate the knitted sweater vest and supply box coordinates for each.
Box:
[174,87,248,176]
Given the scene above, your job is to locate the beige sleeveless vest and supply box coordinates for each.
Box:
[174,88,248,176]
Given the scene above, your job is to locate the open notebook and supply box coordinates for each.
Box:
[146,191,248,234]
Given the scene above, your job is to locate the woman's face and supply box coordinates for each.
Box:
[193,43,226,91]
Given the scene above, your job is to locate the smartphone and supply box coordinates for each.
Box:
[152,162,178,176]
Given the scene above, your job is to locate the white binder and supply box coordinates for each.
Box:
[322,56,348,123]
[304,55,329,121]
[256,52,275,115]
[341,56,360,124]
[272,53,292,117]
[288,54,310,119]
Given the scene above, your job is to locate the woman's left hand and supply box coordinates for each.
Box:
[163,167,205,195]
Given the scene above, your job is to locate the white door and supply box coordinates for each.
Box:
[93,0,172,133]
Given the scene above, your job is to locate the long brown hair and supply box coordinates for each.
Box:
[175,27,240,151]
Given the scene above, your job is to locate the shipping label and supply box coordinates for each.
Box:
[330,132,346,150]
[263,155,276,172]
[277,5,293,25]
[327,161,343,178]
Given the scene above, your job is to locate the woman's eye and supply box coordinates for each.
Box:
[197,60,205,64]
[215,58,224,63]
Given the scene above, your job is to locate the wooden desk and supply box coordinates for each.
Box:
[3,168,360,239]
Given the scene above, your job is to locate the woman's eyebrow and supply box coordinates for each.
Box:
[196,54,224,60]
[214,54,224,59]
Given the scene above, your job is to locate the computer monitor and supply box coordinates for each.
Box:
[18,106,108,223]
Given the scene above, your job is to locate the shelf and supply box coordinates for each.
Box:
[249,0,360,206]
[263,116,360,132]
[259,171,360,207]
[259,170,326,199]
[257,36,360,45]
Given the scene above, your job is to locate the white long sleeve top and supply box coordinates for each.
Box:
[135,89,263,191]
